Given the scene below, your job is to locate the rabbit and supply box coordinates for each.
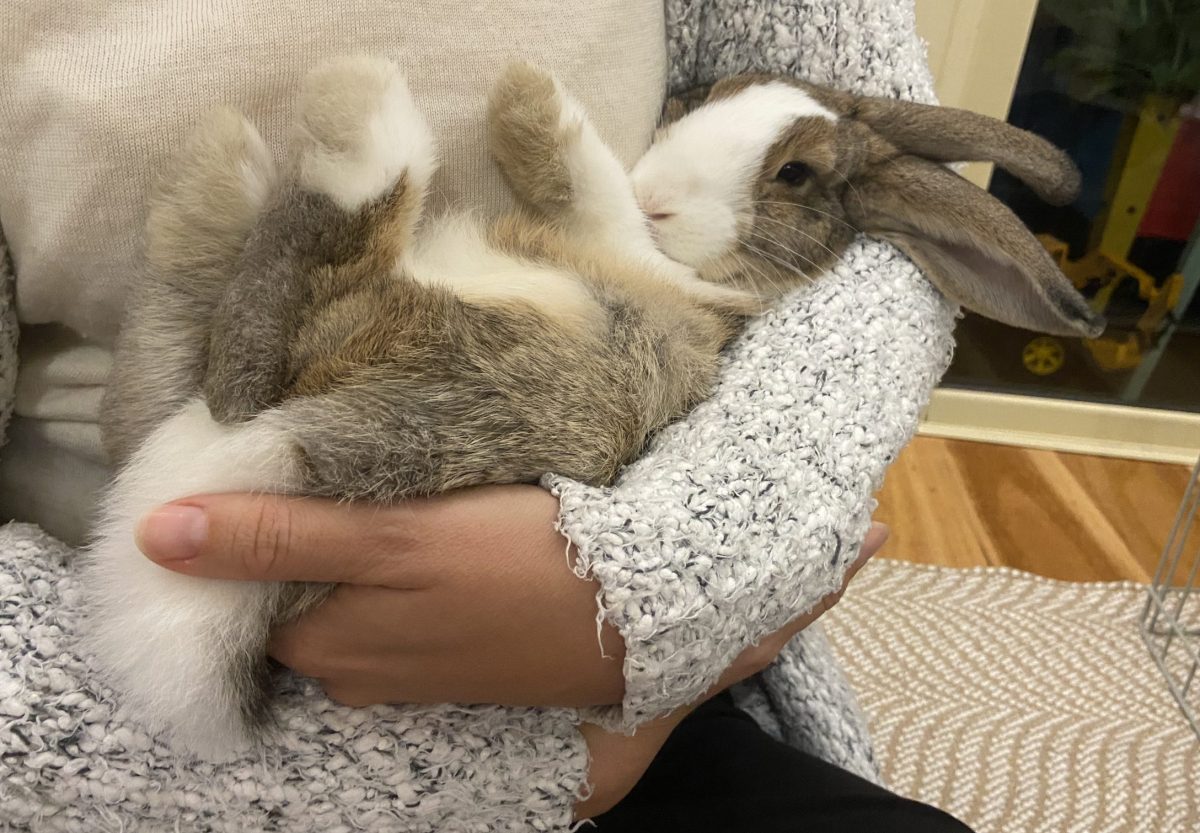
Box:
[85,56,1102,760]
[632,74,1105,338]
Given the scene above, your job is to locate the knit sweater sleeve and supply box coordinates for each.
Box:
[546,0,953,729]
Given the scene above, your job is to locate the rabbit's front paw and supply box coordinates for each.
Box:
[294,55,437,210]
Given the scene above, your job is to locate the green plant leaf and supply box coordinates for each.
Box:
[1041,0,1200,103]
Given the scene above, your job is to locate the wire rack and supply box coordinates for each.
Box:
[1141,453,1200,741]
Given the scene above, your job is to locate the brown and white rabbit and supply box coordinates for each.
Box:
[633,74,1104,337]
[86,57,1101,759]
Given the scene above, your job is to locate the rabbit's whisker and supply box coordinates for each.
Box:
[744,227,829,273]
[828,164,866,213]
[740,255,788,297]
[742,240,813,290]
[754,201,862,234]
[715,253,782,298]
[726,242,788,297]
[747,218,842,262]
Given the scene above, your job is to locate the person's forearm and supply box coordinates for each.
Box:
[549,0,946,734]
[548,244,956,729]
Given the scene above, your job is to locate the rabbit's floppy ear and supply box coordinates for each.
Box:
[849,97,1081,206]
[848,156,1104,338]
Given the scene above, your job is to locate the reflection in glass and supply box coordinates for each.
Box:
[944,0,1200,412]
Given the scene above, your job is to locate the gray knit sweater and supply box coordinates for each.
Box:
[0,1,954,830]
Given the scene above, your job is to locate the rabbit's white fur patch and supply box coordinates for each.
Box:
[407,214,601,323]
[632,82,835,268]
[82,400,302,759]
[295,56,437,211]
[550,81,657,257]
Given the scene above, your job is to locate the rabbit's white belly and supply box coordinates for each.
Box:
[404,213,602,323]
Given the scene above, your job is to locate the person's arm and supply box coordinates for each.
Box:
[134,485,885,819]
[545,245,954,728]
[543,0,949,731]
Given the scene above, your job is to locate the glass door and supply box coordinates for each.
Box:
[940,0,1200,413]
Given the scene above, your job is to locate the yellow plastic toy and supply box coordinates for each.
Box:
[1031,94,1186,375]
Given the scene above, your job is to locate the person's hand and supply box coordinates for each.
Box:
[137,485,629,708]
[137,486,885,709]
[137,486,885,816]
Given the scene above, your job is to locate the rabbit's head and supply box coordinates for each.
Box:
[632,75,1104,338]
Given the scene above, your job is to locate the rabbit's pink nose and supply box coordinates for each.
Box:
[635,185,671,220]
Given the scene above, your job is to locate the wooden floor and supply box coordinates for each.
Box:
[873,437,1196,583]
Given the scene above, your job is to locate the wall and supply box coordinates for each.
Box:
[915,0,1039,187]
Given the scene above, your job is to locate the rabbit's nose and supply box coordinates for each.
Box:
[637,191,674,221]
[635,183,666,216]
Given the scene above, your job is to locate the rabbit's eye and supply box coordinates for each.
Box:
[776,162,813,186]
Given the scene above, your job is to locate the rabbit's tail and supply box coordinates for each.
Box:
[203,55,439,424]
[101,109,277,466]
[82,399,307,759]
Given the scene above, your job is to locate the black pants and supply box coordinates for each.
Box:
[593,692,974,832]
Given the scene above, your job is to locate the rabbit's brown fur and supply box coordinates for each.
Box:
[276,213,740,504]
[486,62,576,211]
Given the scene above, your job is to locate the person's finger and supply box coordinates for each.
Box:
[746,521,889,666]
[135,492,429,585]
[861,520,890,559]
[794,521,887,624]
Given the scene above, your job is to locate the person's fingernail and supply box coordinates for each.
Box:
[136,505,208,562]
[870,522,890,541]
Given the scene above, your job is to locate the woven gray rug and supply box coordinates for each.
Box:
[825,559,1198,833]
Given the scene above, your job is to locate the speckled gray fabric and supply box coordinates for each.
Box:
[0,523,589,832]
[0,0,952,829]
[665,0,937,101]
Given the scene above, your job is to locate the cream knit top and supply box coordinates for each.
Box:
[0,0,668,542]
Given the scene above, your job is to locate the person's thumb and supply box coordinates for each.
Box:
[135,493,419,585]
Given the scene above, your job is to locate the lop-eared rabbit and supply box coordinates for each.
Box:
[88,57,1102,758]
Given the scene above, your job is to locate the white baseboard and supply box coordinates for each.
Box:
[919,388,1200,466]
